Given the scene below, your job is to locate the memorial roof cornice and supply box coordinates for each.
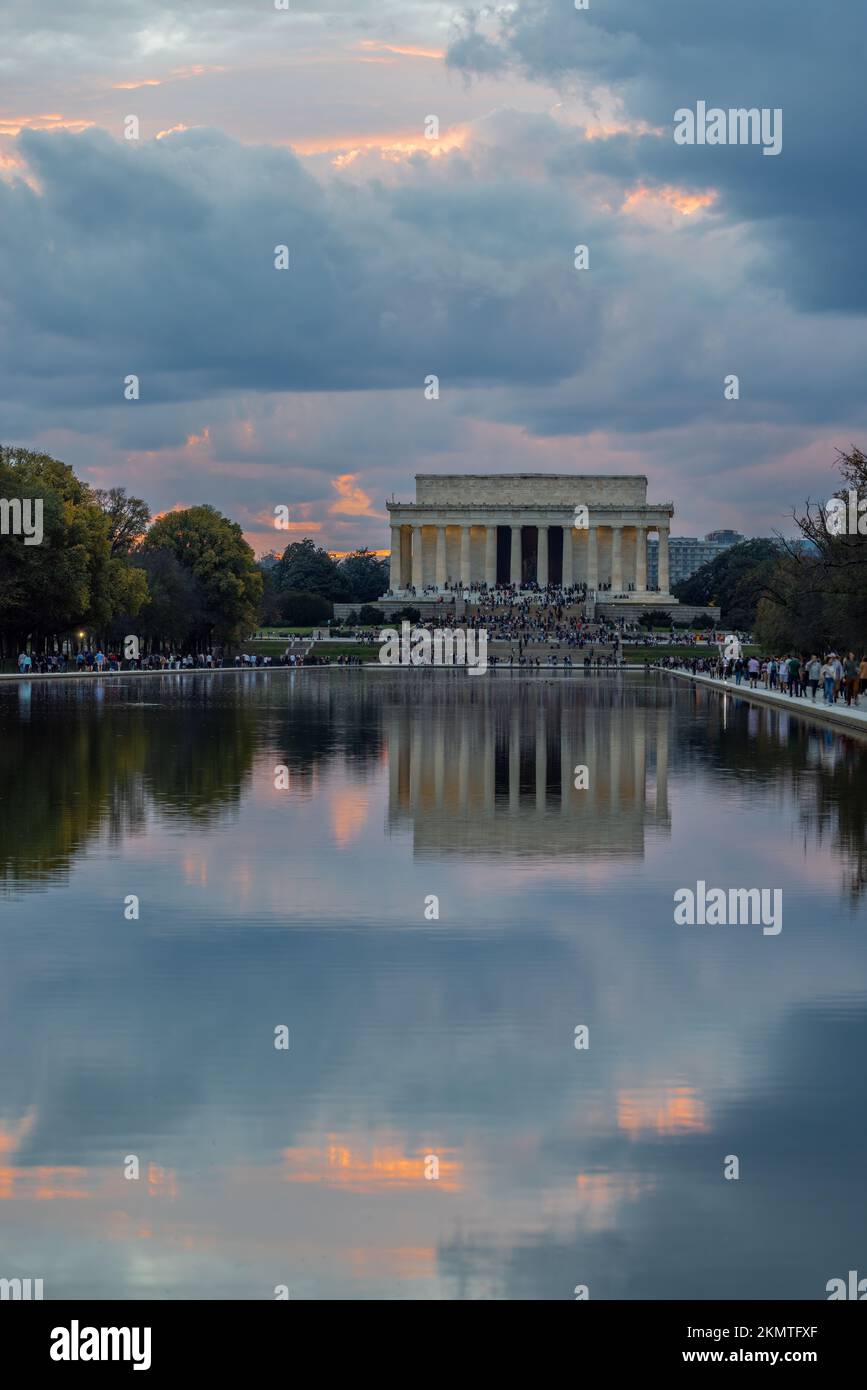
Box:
[385,502,674,515]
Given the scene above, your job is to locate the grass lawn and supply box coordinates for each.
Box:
[309,642,380,661]
[239,640,288,656]
[624,644,760,662]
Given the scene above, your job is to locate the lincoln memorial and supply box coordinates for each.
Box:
[386,474,675,603]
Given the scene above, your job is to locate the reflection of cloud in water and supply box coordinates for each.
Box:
[617,1086,708,1138]
[1,674,867,1296]
[280,1136,463,1193]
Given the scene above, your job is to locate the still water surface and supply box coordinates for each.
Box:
[1,670,866,1299]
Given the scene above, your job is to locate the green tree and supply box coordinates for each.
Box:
[126,549,206,647]
[673,539,781,628]
[278,589,333,624]
[337,549,389,603]
[92,487,151,556]
[357,604,385,624]
[0,445,147,655]
[143,505,262,644]
[275,538,350,600]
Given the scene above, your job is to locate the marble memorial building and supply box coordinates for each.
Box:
[386,474,675,601]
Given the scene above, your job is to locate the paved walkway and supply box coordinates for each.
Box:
[664,666,867,734]
[0,661,652,684]
[0,665,293,683]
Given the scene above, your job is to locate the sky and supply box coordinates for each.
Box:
[1,0,865,555]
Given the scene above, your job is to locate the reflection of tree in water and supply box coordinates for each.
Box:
[803,741,867,900]
[0,677,260,889]
[268,679,384,785]
[676,685,867,899]
[0,689,147,888]
[0,673,389,891]
[141,682,259,824]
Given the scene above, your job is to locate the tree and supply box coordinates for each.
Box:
[126,549,206,647]
[0,445,147,655]
[143,505,262,644]
[92,487,151,556]
[337,549,389,603]
[357,604,385,625]
[274,538,350,600]
[756,447,867,652]
[673,539,781,629]
[278,590,333,625]
[258,564,284,625]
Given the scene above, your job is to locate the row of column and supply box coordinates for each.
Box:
[388,704,670,821]
[389,523,669,592]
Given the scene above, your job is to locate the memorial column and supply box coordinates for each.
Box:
[484,524,497,587]
[561,525,574,587]
[389,525,401,590]
[411,525,423,589]
[658,524,670,593]
[586,525,599,590]
[435,526,447,588]
[611,524,623,592]
[459,525,471,586]
[537,524,549,586]
[510,525,522,587]
[635,526,647,592]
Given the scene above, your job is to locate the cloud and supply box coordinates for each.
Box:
[2,3,866,545]
[447,0,867,313]
[0,124,596,413]
[329,474,381,518]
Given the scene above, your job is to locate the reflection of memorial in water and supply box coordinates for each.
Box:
[385,681,671,858]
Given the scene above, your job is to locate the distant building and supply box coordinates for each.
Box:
[647,531,745,589]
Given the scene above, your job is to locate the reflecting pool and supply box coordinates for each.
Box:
[1,670,865,1298]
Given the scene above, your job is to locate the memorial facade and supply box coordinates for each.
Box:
[386,474,675,599]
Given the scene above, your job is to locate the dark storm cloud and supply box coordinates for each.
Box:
[448,0,867,312]
[0,126,596,414]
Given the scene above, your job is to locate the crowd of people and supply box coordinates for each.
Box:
[387,577,666,601]
[13,646,367,675]
[388,579,595,603]
[664,651,867,708]
[463,590,622,653]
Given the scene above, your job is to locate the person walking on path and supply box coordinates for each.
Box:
[807,655,821,700]
[821,658,836,704]
[843,652,859,706]
[787,654,801,697]
[831,653,844,701]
